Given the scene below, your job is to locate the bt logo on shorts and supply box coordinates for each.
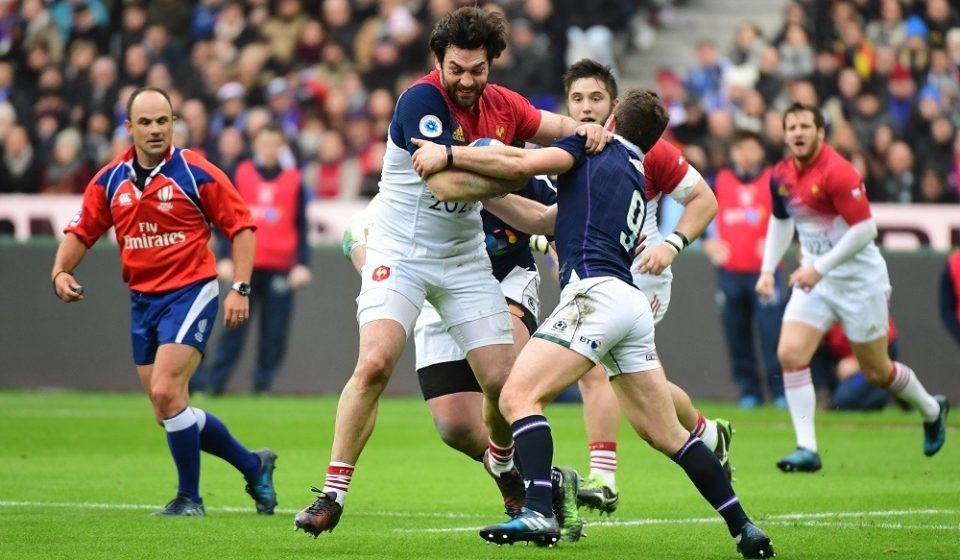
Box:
[579,335,601,351]
[372,265,391,282]
[644,352,658,362]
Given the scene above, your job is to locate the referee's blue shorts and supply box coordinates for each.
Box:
[130,278,219,365]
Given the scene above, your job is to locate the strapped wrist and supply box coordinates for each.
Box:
[445,144,453,169]
[664,232,688,254]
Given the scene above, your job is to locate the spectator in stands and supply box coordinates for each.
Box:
[0,125,42,194]
[564,1,630,78]
[262,0,308,67]
[303,129,360,200]
[121,44,150,88]
[116,0,148,61]
[19,0,64,63]
[730,22,766,68]
[917,166,958,204]
[850,91,895,149]
[754,45,785,108]
[81,110,111,168]
[211,81,248,137]
[872,140,916,202]
[686,39,730,110]
[900,15,930,80]
[293,18,325,67]
[40,127,90,195]
[179,98,216,158]
[922,0,959,50]
[213,1,259,51]
[941,249,960,347]
[779,24,814,80]
[885,64,916,132]
[810,50,839,105]
[321,0,359,54]
[147,0,192,49]
[865,0,906,49]
[0,102,17,142]
[211,125,246,178]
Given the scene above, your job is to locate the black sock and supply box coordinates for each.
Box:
[671,435,750,537]
[511,415,554,517]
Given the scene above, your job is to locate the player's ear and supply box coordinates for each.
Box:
[604,114,616,132]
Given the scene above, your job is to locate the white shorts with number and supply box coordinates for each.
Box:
[782,279,891,343]
[534,276,661,377]
[413,266,541,370]
[357,245,513,353]
[632,268,673,325]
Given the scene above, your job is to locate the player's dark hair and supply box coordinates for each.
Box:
[563,59,618,100]
[429,7,508,63]
[730,129,764,147]
[782,102,824,130]
[613,89,669,153]
[126,86,173,119]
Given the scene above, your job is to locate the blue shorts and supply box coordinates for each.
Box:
[130,279,219,365]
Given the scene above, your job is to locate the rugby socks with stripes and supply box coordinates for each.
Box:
[191,407,261,481]
[783,366,818,452]
[162,406,202,503]
[322,462,355,506]
[671,434,750,537]
[692,413,719,451]
[512,415,554,517]
[485,441,516,477]
[588,441,617,489]
[884,362,941,421]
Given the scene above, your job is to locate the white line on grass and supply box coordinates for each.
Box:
[2,501,956,531]
[395,509,960,533]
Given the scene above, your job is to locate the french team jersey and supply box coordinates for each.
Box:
[373,70,542,258]
[65,146,256,294]
[770,143,888,286]
[484,175,557,281]
[632,138,702,281]
[552,135,648,288]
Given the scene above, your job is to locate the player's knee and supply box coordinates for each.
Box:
[149,385,184,417]
[777,340,809,369]
[352,352,394,391]
[434,417,484,455]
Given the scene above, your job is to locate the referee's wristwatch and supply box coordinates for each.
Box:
[231,281,251,297]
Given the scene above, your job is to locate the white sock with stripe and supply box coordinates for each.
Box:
[783,367,818,452]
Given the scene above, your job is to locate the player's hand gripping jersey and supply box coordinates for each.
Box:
[770,143,888,287]
[65,146,255,293]
[374,70,541,258]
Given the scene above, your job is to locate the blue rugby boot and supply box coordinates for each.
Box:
[923,395,949,457]
[736,522,776,558]
[153,493,206,516]
[776,447,822,473]
[480,508,560,547]
[245,449,278,514]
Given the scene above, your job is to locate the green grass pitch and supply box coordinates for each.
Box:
[0,391,957,559]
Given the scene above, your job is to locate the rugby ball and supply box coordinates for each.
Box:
[470,138,503,147]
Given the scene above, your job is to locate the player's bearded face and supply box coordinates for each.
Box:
[438,47,490,109]
[784,112,822,162]
[567,78,615,124]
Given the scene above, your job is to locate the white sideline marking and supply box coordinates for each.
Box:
[1,501,956,531]
[394,509,960,533]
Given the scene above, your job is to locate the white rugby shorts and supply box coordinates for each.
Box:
[631,269,673,325]
[783,279,892,343]
[534,276,661,377]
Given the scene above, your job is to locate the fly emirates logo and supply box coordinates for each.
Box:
[124,222,187,250]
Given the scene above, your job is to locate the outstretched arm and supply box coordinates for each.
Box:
[482,196,558,236]
[412,138,574,182]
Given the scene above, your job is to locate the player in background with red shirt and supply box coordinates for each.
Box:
[756,103,948,472]
[704,130,785,410]
[51,87,278,516]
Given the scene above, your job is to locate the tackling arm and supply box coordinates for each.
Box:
[482,195,558,236]
[425,169,528,203]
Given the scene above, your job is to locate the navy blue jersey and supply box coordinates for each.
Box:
[484,176,557,281]
[552,135,648,287]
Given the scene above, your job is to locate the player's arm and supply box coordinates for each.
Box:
[482,195,558,236]
[637,176,717,275]
[52,233,88,302]
[424,168,528,203]
[288,181,312,289]
[530,110,612,153]
[757,174,795,298]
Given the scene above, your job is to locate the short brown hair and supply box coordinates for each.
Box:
[563,59,618,100]
[782,102,824,130]
[126,86,173,119]
[429,7,508,63]
[613,89,668,152]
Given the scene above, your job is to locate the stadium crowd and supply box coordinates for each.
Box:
[0,0,958,206]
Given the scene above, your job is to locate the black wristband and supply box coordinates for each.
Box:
[445,144,453,169]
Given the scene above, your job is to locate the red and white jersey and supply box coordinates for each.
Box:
[65,146,256,294]
[770,143,887,286]
[632,138,703,282]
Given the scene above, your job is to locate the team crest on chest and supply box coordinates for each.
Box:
[419,115,443,138]
[495,125,505,139]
